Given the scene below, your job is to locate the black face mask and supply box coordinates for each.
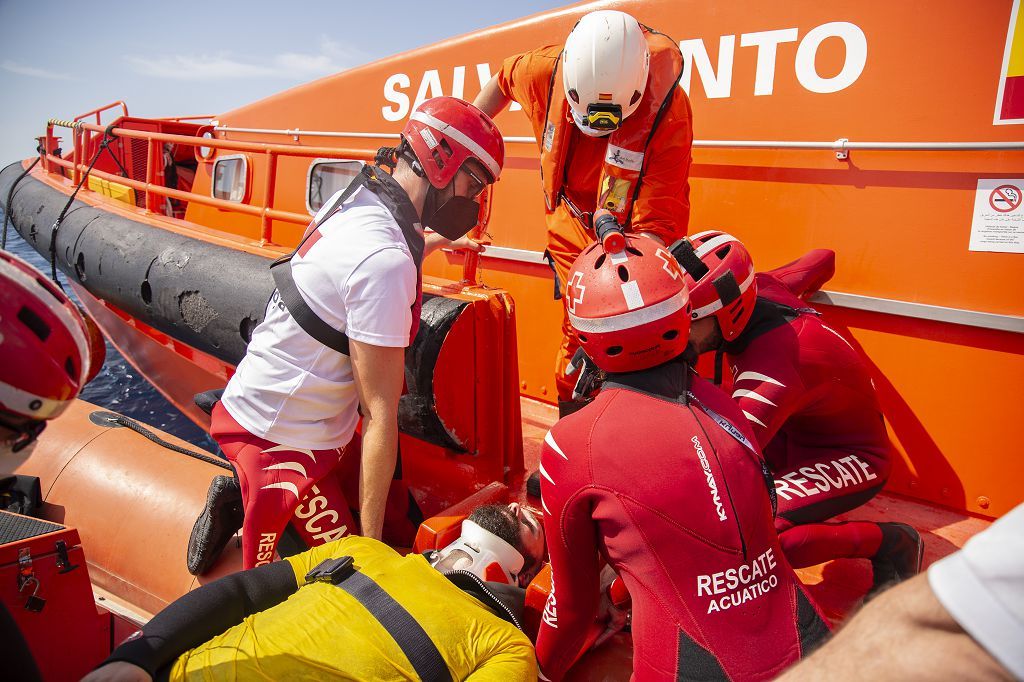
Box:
[422,181,481,240]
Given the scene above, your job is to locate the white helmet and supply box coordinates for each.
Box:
[430,519,525,584]
[562,10,650,136]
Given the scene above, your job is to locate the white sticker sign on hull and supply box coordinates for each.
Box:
[969,179,1024,253]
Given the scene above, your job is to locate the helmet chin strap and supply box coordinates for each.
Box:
[0,413,46,453]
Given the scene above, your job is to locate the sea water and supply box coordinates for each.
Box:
[2,212,217,451]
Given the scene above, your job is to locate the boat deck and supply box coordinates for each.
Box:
[516,396,992,624]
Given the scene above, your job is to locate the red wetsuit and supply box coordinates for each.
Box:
[536,361,829,681]
[724,255,894,567]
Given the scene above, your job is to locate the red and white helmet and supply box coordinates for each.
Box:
[403,97,505,188]
[566,235,691,373]
[0,251,100,425]
[676,231,757,341]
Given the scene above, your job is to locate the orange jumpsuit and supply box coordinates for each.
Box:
[497,46,694,401]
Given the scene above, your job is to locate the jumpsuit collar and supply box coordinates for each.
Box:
[602,357,692,404]
[723,296,797,356]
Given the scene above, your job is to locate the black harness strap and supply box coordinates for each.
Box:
[669,237,708,281]
[269,165,424,355]
[306,557,452,682]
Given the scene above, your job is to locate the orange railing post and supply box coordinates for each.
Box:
[41,127,52,173]
[260,150,278,244]
[145,138,158,213]
[71,125,81,186]
[461,184,494,284]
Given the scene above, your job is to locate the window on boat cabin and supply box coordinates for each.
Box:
[211,155,248,202]
[307,159,365,214]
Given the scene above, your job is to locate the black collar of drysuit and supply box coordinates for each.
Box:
[602,356,692,404]
[442,570,526,631]
[722,296,799,356]
[362,164,425,265]
[420,551,526,630]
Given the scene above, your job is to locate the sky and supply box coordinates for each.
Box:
[0,0,569,164]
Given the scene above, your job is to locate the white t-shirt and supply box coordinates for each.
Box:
[220,185,417,450]
[928,502,1024,679]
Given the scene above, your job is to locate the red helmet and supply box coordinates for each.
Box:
[0,251,100,426]
[676,231,757,341]
[566,235,691,373]
[403,96,505,188]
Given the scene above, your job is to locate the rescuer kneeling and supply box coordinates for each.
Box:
[534,224,830,681]
[676,232,923,596]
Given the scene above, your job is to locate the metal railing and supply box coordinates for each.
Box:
[37,118,1024,332]
[45,119,375,245]
[74,101,129,126]
[214,125,1024,157]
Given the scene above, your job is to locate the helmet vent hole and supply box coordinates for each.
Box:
[431,149,445,169]
[663,329,679,341]
[64,357,76,379]
[568,88,580,104]
[594,254,606,269]
[715,245,731,259]
[578,333,588,342]
[606,345,623,356]
[625,246,643,256]
[17,306,51,341]
[439,139,453,157]
[617,265,629,282]
[630,90,642,105]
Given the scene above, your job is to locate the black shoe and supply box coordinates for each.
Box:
[526,470,542,499]
[869,522,924,598]
[187,475,243,575]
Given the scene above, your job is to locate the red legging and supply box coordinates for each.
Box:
[211,403,356,569]
[769,443,891,569]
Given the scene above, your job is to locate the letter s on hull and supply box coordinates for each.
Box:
[382,73,411,121]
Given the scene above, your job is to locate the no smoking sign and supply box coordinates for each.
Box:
[989,184,1022,213]
[971,178,1024,253]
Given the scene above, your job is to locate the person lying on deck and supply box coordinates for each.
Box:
[535,235,830,682]
[83,503,544,682]
[677,232,923,595]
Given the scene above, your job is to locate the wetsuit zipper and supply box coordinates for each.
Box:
[443,570,524,631]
